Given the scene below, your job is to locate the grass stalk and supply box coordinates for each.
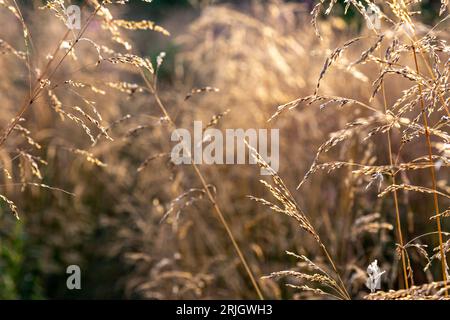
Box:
[412,44,448,296]
[379,61,410,289]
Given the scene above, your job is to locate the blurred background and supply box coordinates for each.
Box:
[0,0,447,299]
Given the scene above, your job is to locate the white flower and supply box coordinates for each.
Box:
[365,259,385,293]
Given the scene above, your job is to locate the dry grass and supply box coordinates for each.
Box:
[0,0,449,300]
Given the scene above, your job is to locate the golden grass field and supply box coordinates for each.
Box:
[0,0,449,300]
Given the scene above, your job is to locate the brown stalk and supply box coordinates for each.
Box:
[411,44,448,296]
[140,71,264,300]
[320,243,351,300]
[379,51,409,289]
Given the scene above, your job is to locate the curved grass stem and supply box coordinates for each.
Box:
[379,51,410,289]
[412,44,448,296]
[140,70,264,300]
